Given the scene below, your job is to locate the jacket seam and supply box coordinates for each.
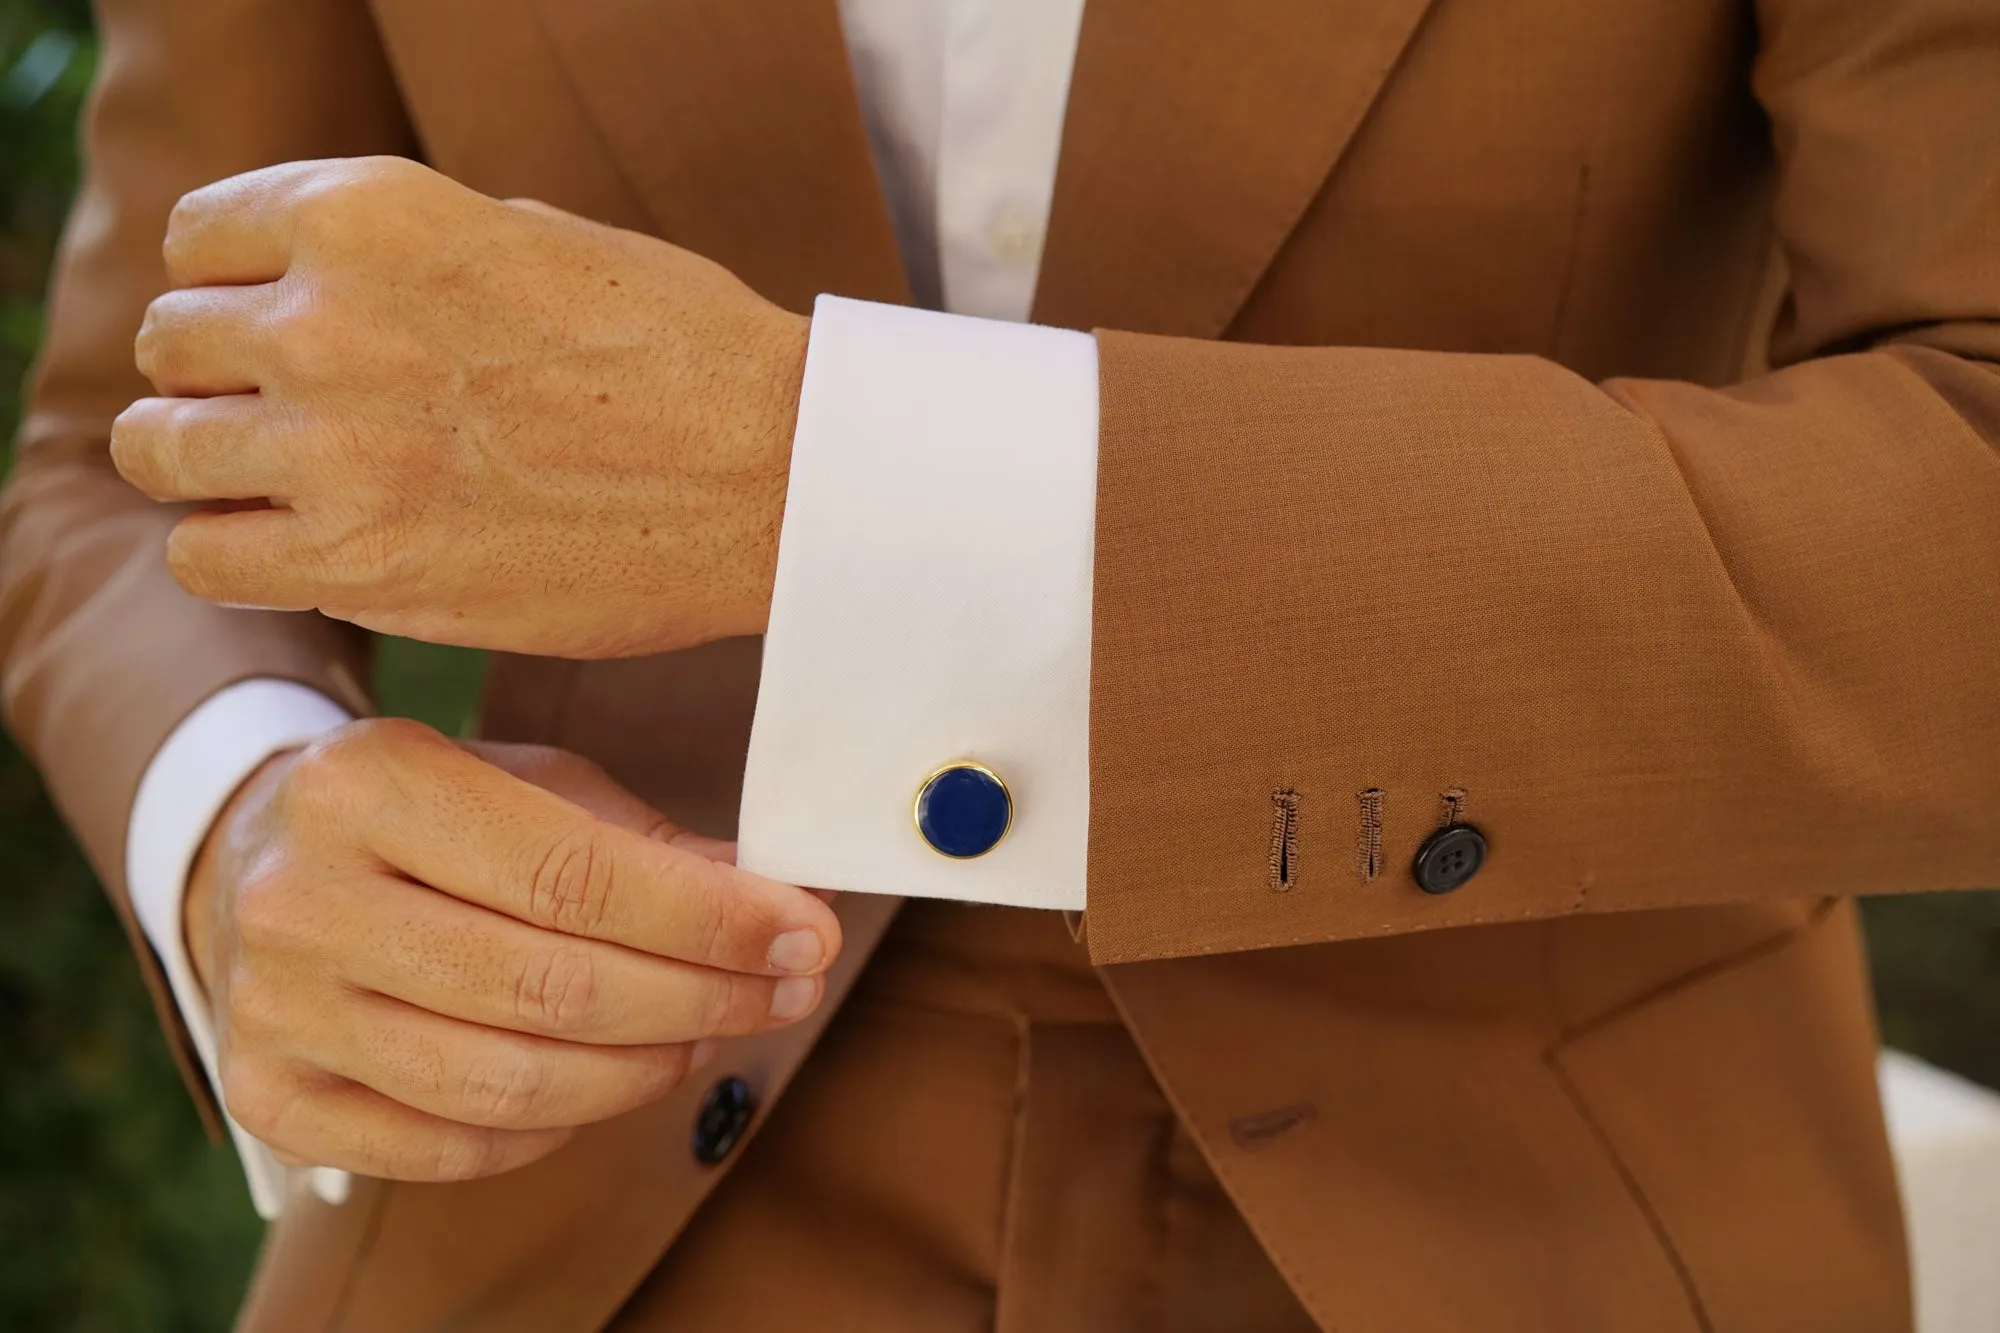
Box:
[1546,1058,1717,1333]
[1533,897,1844,1333]
[1091,883,1879,967]
[1549,896,1839,1048]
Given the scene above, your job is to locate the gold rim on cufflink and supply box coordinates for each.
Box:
[912,760,1013,859]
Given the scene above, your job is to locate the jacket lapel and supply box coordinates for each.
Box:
[1033,0,1440,337]
[529,0,1438,337]
[526,0,909,313]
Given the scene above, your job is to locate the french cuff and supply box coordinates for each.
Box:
[739,295,1096,911]
[127,678,355,1220]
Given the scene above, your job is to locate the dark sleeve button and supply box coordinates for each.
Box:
[1413,824,1486,894]
[691,1075,756,1165]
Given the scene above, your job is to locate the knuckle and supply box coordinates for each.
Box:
[282,735,360,813]
[691,972,748,1037]
[221,967,289,1038]
[357,154,425,187]
[230,868,304,951]
[524,826,614,938]
[217,1059,291,1141]
[132,309,166,380]
[342,715,436,757]
[318,511,407,589]
[164,189,197,238]
[622,1046,693,1108]
[427,1127,506,1182]
[512,943,600,1035]
[267,301,341,378]
[291,168,364,230]
[152,400,199,481]
[161,192,209,277]
[289,718,426,800]
[283,717,444,830]
[295,157,416,235]
[458,1052,549,1128]
[655,1043,697,1095]
[688,874,735,966]
[109,402,163,489]
[161,524,217,599]
[355,714,437,748]
[692,876,777,969]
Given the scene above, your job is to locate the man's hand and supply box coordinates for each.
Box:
[111,156,808,658]
[183,718,839,1182]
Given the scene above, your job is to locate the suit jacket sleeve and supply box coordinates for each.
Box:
[1081,0,2000,962]
[0,0,415,1121]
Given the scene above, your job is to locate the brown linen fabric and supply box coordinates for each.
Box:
[6,0,1997,1327]
[610,902,1316,1332]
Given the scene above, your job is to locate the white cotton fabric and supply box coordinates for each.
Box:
[738,296,1095,911]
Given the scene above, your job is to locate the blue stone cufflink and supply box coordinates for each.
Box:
[914,762,1012,859]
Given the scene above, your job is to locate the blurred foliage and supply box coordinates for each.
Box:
[0,1,1992,1330]
[0,3,483,1328]
[1,0,91,440]
[0,10,268,1331]
[1863,893,2000,1091]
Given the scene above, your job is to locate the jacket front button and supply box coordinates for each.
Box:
[1413,824,1487,894]
[691,1075,756,1165]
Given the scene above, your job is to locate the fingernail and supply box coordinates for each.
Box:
[767,929,823,974]
[689,1038,717,1072]
[769,976,818,1022]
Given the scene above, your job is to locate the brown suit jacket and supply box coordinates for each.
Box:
[5,0,1997,1328]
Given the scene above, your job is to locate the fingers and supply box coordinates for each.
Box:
[164,506,319,609]
[308,990,699,1132]
[459,740,673,835]
[163,159,356,288]
[165,162,319,287]
[164,156,445,289]
[461,740,742,865]
[334,728,840,977]
[333,873,817,1044]
[112,395,294,503]
[134,284,277,396]
[226,1066,573,1182]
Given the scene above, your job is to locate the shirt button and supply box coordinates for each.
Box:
[691,1075,755,1165]
[1412,824,1487,894]
[987,208,1041,266]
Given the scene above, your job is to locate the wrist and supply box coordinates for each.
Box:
[721,306,809,640]
[184,747,300,998]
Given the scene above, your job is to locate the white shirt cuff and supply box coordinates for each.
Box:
[739,295,1096,911]
[127,678,355,1219]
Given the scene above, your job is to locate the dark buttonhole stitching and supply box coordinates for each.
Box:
[1356,788,1384,883]
[1229,1103,1318,1149]
[1269,790,1300,892]
[1440,787,1468,827]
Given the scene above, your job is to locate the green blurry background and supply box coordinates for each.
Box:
[2,4,484,1328]
[1,3,1994,1329]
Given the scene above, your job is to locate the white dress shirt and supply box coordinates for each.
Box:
[127,0,1098,1217]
